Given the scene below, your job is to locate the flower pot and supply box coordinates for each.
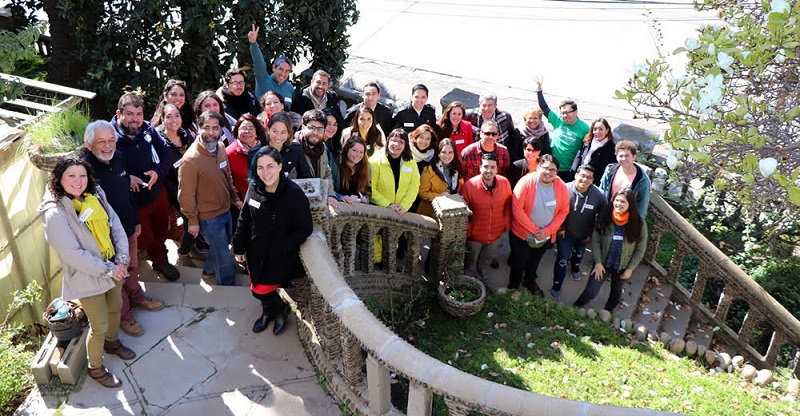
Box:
[437,274,486,317]
[27,145,88,172]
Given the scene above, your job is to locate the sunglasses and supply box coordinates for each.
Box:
[482,131,499,136]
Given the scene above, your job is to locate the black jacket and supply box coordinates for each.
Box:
[291,87,343,120]
[572,140,616,186]
[233,176,313,285]
[344,102,393,136]
[221,87,263,121]
[392,104,437,133]
[83,151,139,237]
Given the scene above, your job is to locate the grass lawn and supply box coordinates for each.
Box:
[397,290,798,415]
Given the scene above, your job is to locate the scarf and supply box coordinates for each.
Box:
[612,210,629,226]
[524,123,547,139]
[437,160,460,193]
[220,87,250,115]
[301,137,325,161]
[410,145,434,164]
[573,138,608,171]
[73,193,115,260]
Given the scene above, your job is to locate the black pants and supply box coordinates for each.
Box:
[574,268,624,311]
[508,232,549,288]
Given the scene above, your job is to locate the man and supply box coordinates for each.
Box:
[344,82,393,135]
[549,165,607,300]
[291,70,343,120]
[460,153,512,291]
[392,84,437,133]
[464,94,518,154]
[111,92,179,281]
[534,77,590,181]
[178,111,243,286]
[460,120,511,179]
[598,140,651,218]
[83,120,165,336]
[508,154,569,294]
[220,67,263,121]
[295,109,339,207]
[248,25,294,105]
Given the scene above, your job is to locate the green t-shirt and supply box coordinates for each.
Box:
[547,112,590,171]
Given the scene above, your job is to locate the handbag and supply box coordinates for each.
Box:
[43,298,88,341]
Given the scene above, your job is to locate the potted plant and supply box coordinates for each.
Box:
[23,104,91,171]
[436,245,486,317]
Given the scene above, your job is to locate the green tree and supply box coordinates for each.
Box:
[617,0,800,245]
[0,22,44,100]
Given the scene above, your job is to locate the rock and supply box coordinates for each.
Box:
[754,369,773,387]
[440,88,480,109]
[788,379,800,397]
[635,325,647,341]
[670,339,686,354]
[685,340,697,356]
[742,365,757,381]
[731,355,744,368]
[718,353,732,371]
[612,317,621,329]
[587,309,597,319]
[578,308,587,317]
[704,350,717,365]
[697,345,707,358]
[659,332,671,345]
[599,309,611,323]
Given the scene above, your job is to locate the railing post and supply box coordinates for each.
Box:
[431,195,471,280]
[739,309,762,345]
[323,304,342,361]
[715,290,734,324]
[366,355,391,414]
[407,380,433,416]
[666,245,686,285]
[342,330,364,388]
[690,263,711,305]
[766,331,787,367]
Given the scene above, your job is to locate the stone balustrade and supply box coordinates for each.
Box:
[645,193,800,371]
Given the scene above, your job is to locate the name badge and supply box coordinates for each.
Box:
[584,204,594,210]
[219,160,228,169]
[545,200,557,208]
[402,166,413,172]
[403,122,414,127]
[455,139,464,144]
[248,199,261,209]
[613,235,624,241]
[78,207,94,223]
[173,159,182,169]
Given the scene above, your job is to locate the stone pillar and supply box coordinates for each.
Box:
[430,195,471,282]
[407,381,433,416]
[366,355,391,415]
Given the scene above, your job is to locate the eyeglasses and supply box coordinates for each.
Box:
[229,81,246,87]
[306,125,325,132]
[561,109,576,115]
[482,131,499,136]
[239,126,256,132]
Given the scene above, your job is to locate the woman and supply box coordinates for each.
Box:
[233,146,313,335]
[342,106,385,157]
[257,90,302,130]
[437,101,474,155]
[570,118,616,186]
[409,124,437,173]
[369,128,421,263]
[508,136,545,189]
[152,79,195,134]
[323,108,342,179]
[155,103,199,267]
[266,112,311,179]
[227,114,267,201]
[417,138,463,217]
[334,136,370,204]
[40,157,136,388]
[513,106,551,159]
[573,188,648,312]
[193,90,236,145]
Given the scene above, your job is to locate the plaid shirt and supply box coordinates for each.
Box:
[460,141,510,180]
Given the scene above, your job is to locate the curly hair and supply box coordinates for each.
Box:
[193,91,231,130]
[437,101,467,139]
[48,156,98,200]
[233,113,267,146]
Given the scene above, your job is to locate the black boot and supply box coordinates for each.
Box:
[252,300,272,333]
[271,295,290,335]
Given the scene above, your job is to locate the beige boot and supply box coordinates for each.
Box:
[176,253,197,268]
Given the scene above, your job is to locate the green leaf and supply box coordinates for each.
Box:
[690,151,711,163]
[775,173,790,187]
[673,46,687,54]
[743,173,755,184]
[788,186,800,207]
[744,153,758,171]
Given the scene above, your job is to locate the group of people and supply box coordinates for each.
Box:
[39,27,653,389]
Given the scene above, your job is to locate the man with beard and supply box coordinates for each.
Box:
[220,67,263,121]
[248,25,295,107]
[291,70,343,119]
[111,92,179,281]
[178,111,243,286]
[295,110,339,207]
[83,120,165,336]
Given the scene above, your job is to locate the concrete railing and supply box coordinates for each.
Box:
[645,193,800,371]
[293,181,675,415]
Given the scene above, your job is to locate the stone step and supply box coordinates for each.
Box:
[659,301,693,341]
[631,277,674,338]
[610,265,651,323]
[684,318,716,357]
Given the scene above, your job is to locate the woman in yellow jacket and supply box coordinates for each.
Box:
[369,128,420,264]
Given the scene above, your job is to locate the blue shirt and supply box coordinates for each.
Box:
[249,42,295,106]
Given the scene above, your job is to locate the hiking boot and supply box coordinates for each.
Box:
[104,339,136,360]
[153,262,180,281]
[88,366,121,388]
[134,296,164,311]
[176,254,198,268]
[190,245,208,260]
[120,317,144,336]
[201,271,216,285]
[526,282,545,297]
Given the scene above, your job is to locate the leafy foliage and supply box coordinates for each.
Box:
[1,282,44,415]
[617,0,800,244]
[23,104,91,154]
[0,23,45,100]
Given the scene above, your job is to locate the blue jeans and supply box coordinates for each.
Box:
[552,233,587,291]
[199,211,236,286]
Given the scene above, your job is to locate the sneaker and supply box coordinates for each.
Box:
[134,296,164,311]
[153,262,180,281]
[571,270,582,281]
[176,254,198,268]
[120,317,144,336]
[550,289,561,300]
[201,271,216,285]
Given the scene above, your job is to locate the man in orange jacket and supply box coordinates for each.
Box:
[508,154,569,295]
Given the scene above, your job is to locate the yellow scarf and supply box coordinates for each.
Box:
[73,193,115,260]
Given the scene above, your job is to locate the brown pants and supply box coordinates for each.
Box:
[80,279,123,369]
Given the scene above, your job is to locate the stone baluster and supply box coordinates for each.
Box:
[739,308,762,345]
[407,380,433,416]
[443,396,470,416]
[366,355,391,414]
[666,244,686,286]
[342,330,364,388]
[644,222,664,264]
[341,224,357,276]
[323,304,342,361]
[690,263,712,305]
[309,284,325,337]
[765,331,787,367]
[714,290,734,324]
[361,224,376,274]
